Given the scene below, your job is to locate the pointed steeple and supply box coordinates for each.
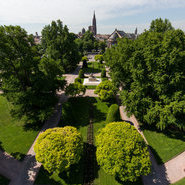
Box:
[135,27,138,35]
[92,11,97,35]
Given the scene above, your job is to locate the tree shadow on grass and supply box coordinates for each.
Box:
[0,141,4,151]
[140,124,185,142]
[115,176,143,185]
[23,121,43,131]
[60,97,91,128]
[10,152,26,161]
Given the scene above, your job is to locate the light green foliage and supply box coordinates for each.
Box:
[95,80,117,101]
[74,77,83,84]
[105,18,185,130]
[34,127,83,173]
[65,83,86,97]
[95,55,104,64]
[41,20,80,73]
[78,69,85,78]
[106,104,120,123]
[82,56,88,62]
[96,122,151,182]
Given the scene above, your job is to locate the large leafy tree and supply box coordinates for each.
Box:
[75,31,102,54]
[0,25,65,125]
[105,19,185,130]
[94,80,117,101]
[41,20,80,73]
[96,122,151,182]
[150,18,174,33]
[34,127,83,173]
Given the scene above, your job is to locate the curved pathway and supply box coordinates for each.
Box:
[118,99,185,185]
[0,64,81,185]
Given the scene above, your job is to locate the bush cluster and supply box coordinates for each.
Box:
[96,122,151,182]
[34,127,83,173]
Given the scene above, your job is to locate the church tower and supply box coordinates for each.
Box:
[92,11,97,35]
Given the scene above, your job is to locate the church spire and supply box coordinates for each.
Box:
[92,11,97,35]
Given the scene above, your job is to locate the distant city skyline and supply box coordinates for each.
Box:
[0,0,185,35]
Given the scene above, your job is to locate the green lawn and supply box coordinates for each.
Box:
[0,96,40,160]
[172,178,185,185]
[92,98,143,185]
[35,97,143,185]
[84,62,104,73]
[143,129,185,164]
[35,97,91,185]
[0,175,10,185]
[60,97,90,142]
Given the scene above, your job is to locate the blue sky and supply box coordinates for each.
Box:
[0,0,185,35]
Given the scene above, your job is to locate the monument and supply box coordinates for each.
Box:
[83,73,102,86]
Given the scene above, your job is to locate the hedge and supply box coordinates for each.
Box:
[106,104,120,123]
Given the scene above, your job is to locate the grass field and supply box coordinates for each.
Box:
[84,62,104,74]
[35,97,91,185]
[172,178,185,185]
[143,128,185,164]
[0,95,40,160]
[35,97,143,185]
[92,98,143,185]
[0,175,10,185]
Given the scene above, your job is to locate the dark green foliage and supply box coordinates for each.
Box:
[78,69,84,78]
[75,31,106,54]
[0,25,65,125]
[82,56,88,68]
[96,122,151,182]
[99,41,107,54]
[106,104,120,123]
[0,175,9,185]
[101,69,106,78]
[41,20,80,73]
[74,77,82,84]
[105,18,185,131]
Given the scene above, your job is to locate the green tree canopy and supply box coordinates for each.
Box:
[150,18,174,33]
[41,20,80,73]
[34,127,83,173]
[75,31,104,54]
[94,80,117,101]
[96,122,151,182]
[95,54,104,64]
[0,25,65,125]
[65,82,86,97]
[105,19,185,130]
